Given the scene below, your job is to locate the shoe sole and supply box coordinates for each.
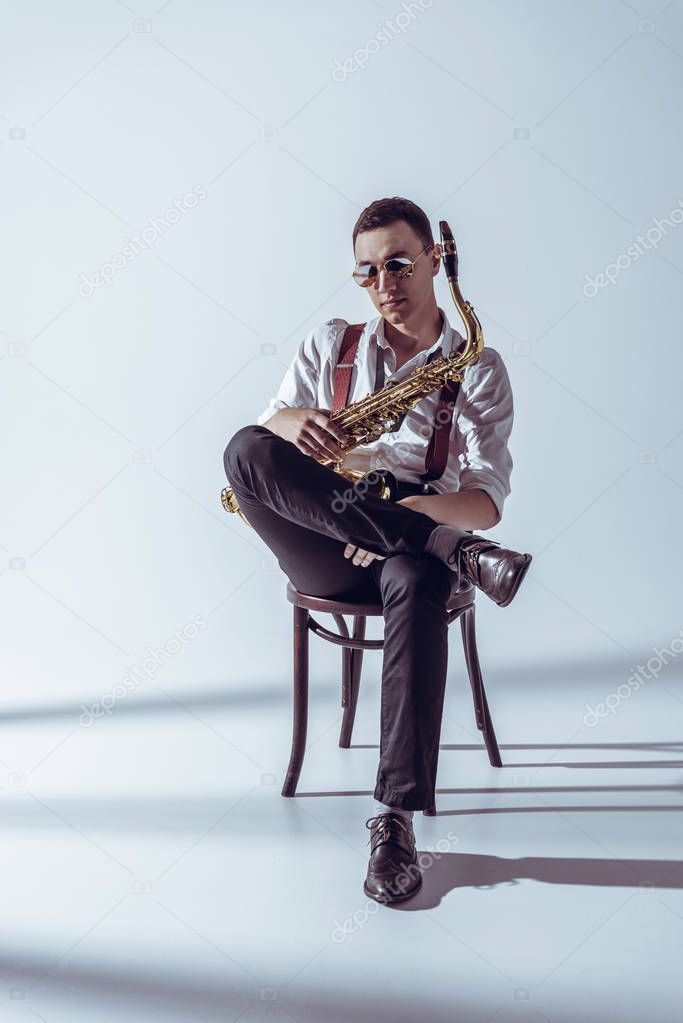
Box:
[495,553,533,608]
[363,872,423,905]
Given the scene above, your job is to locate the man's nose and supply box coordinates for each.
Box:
[375,266,396,291]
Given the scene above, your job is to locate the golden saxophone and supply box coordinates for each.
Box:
[221,220,484,527]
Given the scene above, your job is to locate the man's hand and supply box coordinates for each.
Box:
[266,407,349,462]
[343,544,386,567]
[342,496,422,567]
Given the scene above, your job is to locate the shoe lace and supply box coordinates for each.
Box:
[364,813,413,854]
[454,538,500,584]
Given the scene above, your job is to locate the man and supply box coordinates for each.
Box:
[223,196,531,905]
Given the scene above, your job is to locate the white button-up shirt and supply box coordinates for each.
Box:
[256,306,514,519]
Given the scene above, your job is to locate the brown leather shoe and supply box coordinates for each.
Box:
[363,812,422,904]
[449,536,532,607]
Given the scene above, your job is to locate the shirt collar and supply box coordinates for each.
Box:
[368,305,454,359]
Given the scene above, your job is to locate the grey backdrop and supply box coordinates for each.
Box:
[1,0,681,728]
[2,4,683,1022]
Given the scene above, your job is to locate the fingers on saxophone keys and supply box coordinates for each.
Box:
[298,437,319,459]
[315,410,348,451]
[314,430,345,460]
[323,421,347,453]
[301,431,333,461]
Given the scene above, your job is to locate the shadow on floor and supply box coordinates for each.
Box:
[399,850,683,911]
[0,953,485,1022]
[0,684,300,726]
[349,740,683,769]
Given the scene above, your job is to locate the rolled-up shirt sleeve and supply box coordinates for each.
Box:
[255,325,323,425]
[454,348,514,521]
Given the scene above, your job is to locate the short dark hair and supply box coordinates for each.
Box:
[352,196,434,252]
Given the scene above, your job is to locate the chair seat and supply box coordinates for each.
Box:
[286,579,475,616]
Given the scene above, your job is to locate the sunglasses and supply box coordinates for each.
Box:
[352,243,433,288]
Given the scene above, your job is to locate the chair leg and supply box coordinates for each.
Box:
[460,604,502,768]
[339,615,366,748]
[282,604,310,797]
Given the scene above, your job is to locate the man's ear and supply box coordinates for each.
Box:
[431,243,442,276]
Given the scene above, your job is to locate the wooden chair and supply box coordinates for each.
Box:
[280,580,502,816]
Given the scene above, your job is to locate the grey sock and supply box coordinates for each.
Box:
[372,799,414,823]
[423,524,474,573]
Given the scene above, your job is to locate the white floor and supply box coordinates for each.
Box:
[2,655,683,1023]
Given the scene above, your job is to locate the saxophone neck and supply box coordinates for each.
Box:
[446,275,484,360]
[439,219,484,362]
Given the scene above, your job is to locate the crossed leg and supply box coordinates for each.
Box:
[223,424,463,809]
[224,424,471,579]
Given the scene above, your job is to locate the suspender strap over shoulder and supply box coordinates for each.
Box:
[331,321,465,485]
[419,377,461,482]
[419,336,467,483]
[332,323,365,413]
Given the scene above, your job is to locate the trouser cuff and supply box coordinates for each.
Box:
[373,783,433,812]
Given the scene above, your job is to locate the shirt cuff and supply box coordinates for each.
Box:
[457,476,507,522]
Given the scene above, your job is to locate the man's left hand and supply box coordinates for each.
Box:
[342,495,425,567]
[343,544,386,567]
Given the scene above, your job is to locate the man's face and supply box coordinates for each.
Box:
[353,220,440,326]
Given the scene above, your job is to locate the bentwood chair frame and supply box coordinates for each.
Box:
[280,580,502,817]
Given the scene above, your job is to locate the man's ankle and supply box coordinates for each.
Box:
[372,799,414,823]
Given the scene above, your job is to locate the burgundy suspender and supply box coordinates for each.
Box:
[420,335,467,481]
[331,323,365,413]
[331,323,463,483]
[419,377,461,481]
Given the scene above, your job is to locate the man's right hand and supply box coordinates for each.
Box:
[265,407,349,463]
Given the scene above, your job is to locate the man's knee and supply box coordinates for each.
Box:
[380,554,451,604]
[223,424,269,481]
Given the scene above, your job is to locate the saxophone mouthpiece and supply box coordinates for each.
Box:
[438,220,458,280]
